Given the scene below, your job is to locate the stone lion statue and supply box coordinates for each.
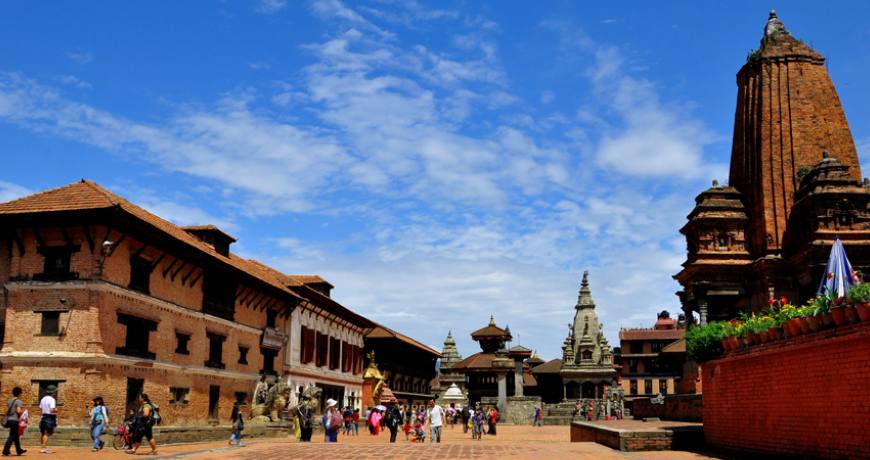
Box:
[249,378,292,423]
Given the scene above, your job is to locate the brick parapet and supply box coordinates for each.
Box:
[702,321,870,459]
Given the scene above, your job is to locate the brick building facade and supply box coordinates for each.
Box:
[616,311,685,400]
[0,180,432,427]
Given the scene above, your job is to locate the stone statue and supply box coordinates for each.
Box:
[249,377,291,423]
[254,374,269,405]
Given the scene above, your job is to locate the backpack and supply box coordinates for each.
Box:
[148,403,162,426]
[329,411,342,430]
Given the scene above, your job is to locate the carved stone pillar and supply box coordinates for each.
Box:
[698,298,708,326]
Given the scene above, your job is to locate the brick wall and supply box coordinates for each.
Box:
[703,321,870,459]
[631,394,702,422]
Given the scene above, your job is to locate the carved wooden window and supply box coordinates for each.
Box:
[40,311,61,336]
[175,332,191,355]
[342,341,353,373]
[36,245,79,281]
[315,331,328,367]
[644,379,653,395]
[300,326,315,364]
[329,337,341,370]
[170,387,189,405]
[205,332,226,369]
[261,347,278,375]
[129,256,152,294]
[659,379,669,395]
[629,380,637,395]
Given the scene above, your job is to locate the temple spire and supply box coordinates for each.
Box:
[576,270,595,309]
[764,9,786,37]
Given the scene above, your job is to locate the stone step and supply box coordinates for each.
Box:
[542,416,574,425]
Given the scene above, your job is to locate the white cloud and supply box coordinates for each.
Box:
[541,90,554,104]
[0,180,31,202]
[255,0,286,14]
[58,75,92,90]
[66,51,93,64]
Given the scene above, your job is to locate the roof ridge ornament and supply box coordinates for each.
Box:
[576,270,595,309]
[765,9,786,37]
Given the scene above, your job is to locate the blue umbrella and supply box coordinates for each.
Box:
[818,237,856,298]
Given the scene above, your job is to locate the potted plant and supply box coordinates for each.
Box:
[847,282,870,322]
[811,295,833,328]
[799,304,821,332]
[829,293,849,327]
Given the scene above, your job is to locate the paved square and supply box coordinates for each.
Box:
[39,424,719,459]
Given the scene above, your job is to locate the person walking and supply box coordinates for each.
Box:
[351,408,360,436]
[488,407,499,436]
[460,405,470,434]
[297,399,314,442]
[38,385,58,454]
[533,407,544,427]
[3,387,26,457]
[342,406,352,436]
[384,400,401,443]
[426,400,443,444]
[89,396,109,451]
[228,403,244,447]
[127,393,158,455]
[322,399,341,443]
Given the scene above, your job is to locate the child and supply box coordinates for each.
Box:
[228,404,244,447]
[471,411,484,440]
[402,412,412,440]
[412,417,425,443]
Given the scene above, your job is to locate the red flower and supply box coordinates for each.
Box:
[779,296,788,304]
[828,272,834,279]
[767,298,776,305]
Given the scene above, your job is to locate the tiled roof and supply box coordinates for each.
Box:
[450,352,498,370]
[530,358,562,374]
[0,180,307,306]
[470,325,510,339]
[289,275,334,288]
[660,339,686,354]
[619,328,684,341]
[182,224,237,242]
[365,325,441,357]
[523,372,538,387]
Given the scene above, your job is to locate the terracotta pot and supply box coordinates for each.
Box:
[757,330,769,344]
[767,327,782,341]
[821,312,834,328]
[729,336,741,350]
[721,338,732,352]
[857,303,870,322]
[844,306,859,324]
[805,315,821,332]
[798,317,811,334]
[788,318,803,336]
[831,307,848,326]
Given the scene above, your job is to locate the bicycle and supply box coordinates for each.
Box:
[112,423,133,450]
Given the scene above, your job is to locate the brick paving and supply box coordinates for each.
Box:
[30,425,720,459]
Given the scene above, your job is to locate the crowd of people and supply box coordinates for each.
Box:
[297,399,502,444]
[5,385,511,454]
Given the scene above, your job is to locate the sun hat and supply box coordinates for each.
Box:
[326,398,337,408]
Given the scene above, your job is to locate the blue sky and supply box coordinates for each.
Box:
[1,1,868,359]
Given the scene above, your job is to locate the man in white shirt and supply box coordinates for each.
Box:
[426,399,444,443]
[39,385,58,454]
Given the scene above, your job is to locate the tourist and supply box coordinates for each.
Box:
[447,403,456,429]
[127,393,158,455]
[533,407,543,427]
[342,406,352,436]
[488,407,499,435]
[38,385,58,454]
[351,408,360,436]
[426,399,443,443]
[322,399,341,443]
[89,396,109,451]
[228,403,244,447]
[412,417,425,443]
[471,409,484,440]
[402,408,412,440]
[3,386,26,457]
[297,399,314,442]
[369,407,381,435]
[586,400,594,421]
[385,400,401,443]
[460,405,470,433]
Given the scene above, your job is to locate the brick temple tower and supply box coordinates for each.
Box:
[676,11,870,323]
[730,10,861,255]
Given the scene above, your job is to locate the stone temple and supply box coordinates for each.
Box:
[558,271,617,399]
[675,11,870,323]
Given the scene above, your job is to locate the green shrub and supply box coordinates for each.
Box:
[685,322,729,362]
[847,282,870,304]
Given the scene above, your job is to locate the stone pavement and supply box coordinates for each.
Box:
[30,425,722,459]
